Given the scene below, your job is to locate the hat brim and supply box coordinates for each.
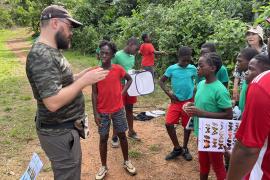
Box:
[266,17,270,24]
[247,29,259,34]
[67,17,83,28]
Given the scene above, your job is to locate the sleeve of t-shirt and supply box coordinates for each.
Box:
[216,86,232,109]
[27,51,62,99]
[236,84,270,148]
[219,66,229,83]
[112,54,118,64]
[118,65,126,78]
[164,66,172,78]
[149,44,155,54]
[143,44,155,55]
[139,44,144,54]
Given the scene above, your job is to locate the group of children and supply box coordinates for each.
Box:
[92,32,270,180]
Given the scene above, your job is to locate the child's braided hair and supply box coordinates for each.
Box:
[203,52,222,73]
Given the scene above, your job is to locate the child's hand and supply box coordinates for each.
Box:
[224,145,231,158]
[169,92,178,103]
[183,102,194,111]
[185,106,202,116]
[94,114,102,127]
[121,90,127,96]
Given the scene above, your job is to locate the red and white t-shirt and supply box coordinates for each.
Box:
[97,64,126,113]
[236,70,270,180]
[140,43,155,67]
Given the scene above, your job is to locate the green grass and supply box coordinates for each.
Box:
[149,144,161,152]
[128,149,143,159]
[0,28,36,156]
[64,51,98,70]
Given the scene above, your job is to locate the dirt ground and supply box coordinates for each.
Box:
[3,36,217,180]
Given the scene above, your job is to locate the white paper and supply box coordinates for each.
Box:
[198,118,240,152]
[20,153,43,180]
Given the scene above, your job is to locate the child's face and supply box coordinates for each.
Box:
[245,58,263,84]
[127,43,139,55]
[197,56,214,77]
[178,56,191,68]
[200,47,211,56]
[145,35,151,42]
[236,53,249,72]
[100,45,113,64]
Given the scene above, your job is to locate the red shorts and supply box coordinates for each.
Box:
[122,93,137,105]
[165,98,193,127]
[199,151,226,180]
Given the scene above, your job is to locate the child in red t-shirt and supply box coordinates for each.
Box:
[92,40,136,180]
[139,33,166,76]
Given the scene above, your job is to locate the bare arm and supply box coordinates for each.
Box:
[227,141,260,180]
[73,67,94,81]
[121,73,132,95]
[43,68,108,112]
[91,84,101,127]
[159,75,178,102]
[154,50,166,55]
[185,107,233,119]
[233,77,240,101]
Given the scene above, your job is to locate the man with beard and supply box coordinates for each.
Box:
[26,5,109,180]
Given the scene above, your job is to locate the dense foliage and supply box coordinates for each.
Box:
[1,0,270,76]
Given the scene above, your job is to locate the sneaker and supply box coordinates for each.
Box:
[128,132,141,141]
[165,148,183,160]
[182,148,192,161]
[111,136,119,148]
[95,166,108,180]
[123,160,136,175]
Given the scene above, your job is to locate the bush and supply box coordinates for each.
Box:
[72,26,99,55]
[0,7,14,29]
[110,0,247,76]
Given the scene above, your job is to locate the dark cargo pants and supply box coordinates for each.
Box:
[37,129,82,180]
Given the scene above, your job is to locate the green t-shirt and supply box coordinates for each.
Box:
[195,65,229,84]
[193,80,232,137]
[239,80,248,113]
[216,65,229,83]
[112,50,135,72]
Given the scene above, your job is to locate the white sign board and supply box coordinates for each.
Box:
[20,153,43,180]
[198,118,240,152]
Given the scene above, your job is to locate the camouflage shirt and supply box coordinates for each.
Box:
[26,42,85,135]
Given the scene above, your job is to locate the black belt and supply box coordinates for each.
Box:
[40,120,75,129]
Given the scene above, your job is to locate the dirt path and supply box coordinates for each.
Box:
[5,37,206,180]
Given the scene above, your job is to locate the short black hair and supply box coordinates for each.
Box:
[239,48,259,62]
[253,54,270,69]
[40,19,50,27]
[178,46,192,57]
[99,40,117,55]
[201,42,216,52]
[127,36,139,46]
[203,52,222,73]
[141,33,148,42]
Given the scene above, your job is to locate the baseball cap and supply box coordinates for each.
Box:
[246,25,264,41]
[40,5,83,28]
[266,17,270,24]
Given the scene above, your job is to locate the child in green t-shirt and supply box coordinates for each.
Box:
[199,42,229,88]
[185,52,233,180]
[235,48,258,113]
